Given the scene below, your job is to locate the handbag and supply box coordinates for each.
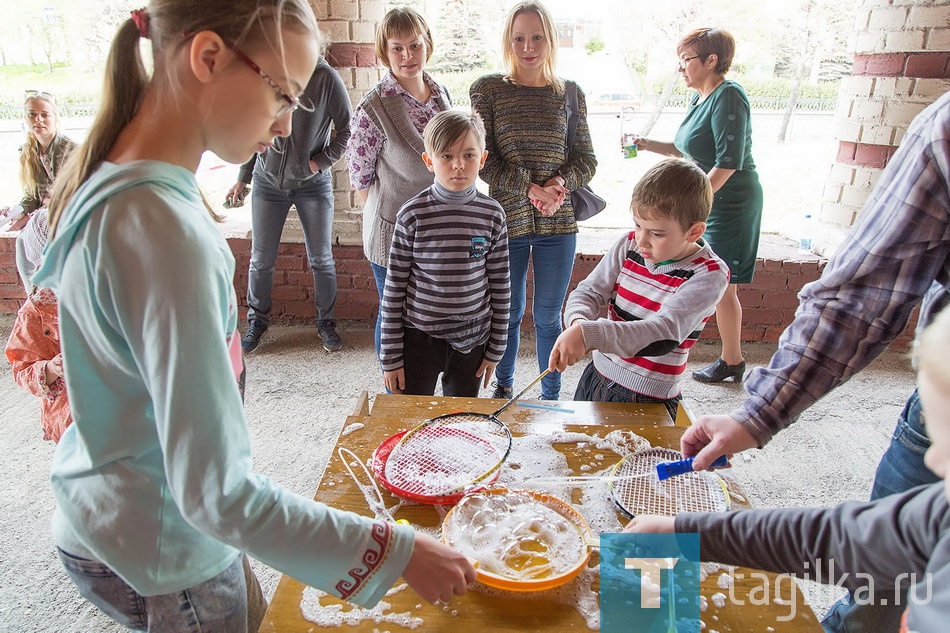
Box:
[570,185,606,221]
[564,81,606,221]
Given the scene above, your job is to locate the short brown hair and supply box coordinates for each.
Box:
[630,159,712,230]
[375,7,433,71]
[423,110,486,156]
[677,27,735,75]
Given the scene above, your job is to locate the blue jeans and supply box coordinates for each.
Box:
[870,389,938,499]
[371,261,388,358]
[247,173,337,326]
[58,549,266,632]
[822,389,937,633]
[496,233,576,400]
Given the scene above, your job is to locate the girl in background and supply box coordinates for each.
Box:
[5,209,71,442]
[345,7,452,356]
[36,2,474,630]
[470,1,597,400]
[1,91,76,292]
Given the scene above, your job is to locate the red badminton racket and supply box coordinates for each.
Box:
[383,370,549,498]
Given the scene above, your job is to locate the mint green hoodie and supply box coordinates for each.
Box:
[34,160,412,600]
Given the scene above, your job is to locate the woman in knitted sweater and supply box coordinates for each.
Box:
[470,0,597,400]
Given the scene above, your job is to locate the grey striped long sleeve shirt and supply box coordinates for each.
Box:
[379,182,510,371]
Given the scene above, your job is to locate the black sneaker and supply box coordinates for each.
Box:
[241,319,268,353]
[491,381,513,399]
[317,320,343,352]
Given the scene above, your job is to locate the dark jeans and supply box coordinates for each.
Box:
[822,388,938,633]
[402,326,486,397]
[247,173,336,326]
[573,362,681,421]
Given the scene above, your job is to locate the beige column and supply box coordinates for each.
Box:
[818,0,950,254]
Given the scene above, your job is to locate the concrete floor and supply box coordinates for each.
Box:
[0,322,917,632]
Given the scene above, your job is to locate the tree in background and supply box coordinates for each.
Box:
[774,0,856,142]
[430,0,494,73]
[585,36,605,55]
[607,0,854,137]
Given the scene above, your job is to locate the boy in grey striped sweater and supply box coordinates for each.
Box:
[380,110,510,396]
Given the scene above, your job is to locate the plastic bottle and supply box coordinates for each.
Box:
[799,214,814,254]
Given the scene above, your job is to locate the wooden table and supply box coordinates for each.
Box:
[365,392,677,426]
[259,394,821,632]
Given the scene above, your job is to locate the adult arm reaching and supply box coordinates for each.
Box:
[682,92,950,471]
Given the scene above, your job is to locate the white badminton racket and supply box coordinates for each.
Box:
[608,447,731,517]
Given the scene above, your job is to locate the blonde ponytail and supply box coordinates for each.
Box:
[48,19,146,234]
[48,0,319,236]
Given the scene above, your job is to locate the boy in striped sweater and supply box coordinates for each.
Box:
[548,159,729,419]
[380,110,510,396]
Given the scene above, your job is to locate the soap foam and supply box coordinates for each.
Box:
[300,584,423,629]
[443,490,587,581]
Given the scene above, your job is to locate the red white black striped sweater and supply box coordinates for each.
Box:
[563,231,729,399]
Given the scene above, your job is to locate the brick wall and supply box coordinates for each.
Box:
[0,237,917,347]
[215,240,926,346]
[0,238,25,315]
[820,0,950,253]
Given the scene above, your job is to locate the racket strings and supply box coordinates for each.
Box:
[610,448,728,517]
[384,415,512,497]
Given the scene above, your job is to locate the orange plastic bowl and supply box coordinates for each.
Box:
[441,487,593,592]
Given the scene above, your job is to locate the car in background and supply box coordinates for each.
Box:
[591,92,641,111]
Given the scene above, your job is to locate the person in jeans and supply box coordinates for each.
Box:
[681,89,950,632]
[345,7,452,358]
[37,3,475,629]
[626,304,950,633]
[470,1,597,400]
[227,56,351,352]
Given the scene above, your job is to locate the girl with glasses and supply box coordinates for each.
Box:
[36,2,474,630]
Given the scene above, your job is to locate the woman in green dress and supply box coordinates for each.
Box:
[634,27,763,384]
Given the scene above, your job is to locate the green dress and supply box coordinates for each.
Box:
[674,80,763,283]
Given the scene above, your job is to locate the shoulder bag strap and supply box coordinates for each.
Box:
[564,80,578,159]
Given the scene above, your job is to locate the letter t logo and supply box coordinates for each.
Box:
[624,558,678,608]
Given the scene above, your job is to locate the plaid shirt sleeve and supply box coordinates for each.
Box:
[735,94,950,446]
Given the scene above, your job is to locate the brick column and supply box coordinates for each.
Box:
[282,0,384,246]
[819,0,950,253]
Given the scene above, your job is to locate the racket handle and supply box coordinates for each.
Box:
[656,454,728,480]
